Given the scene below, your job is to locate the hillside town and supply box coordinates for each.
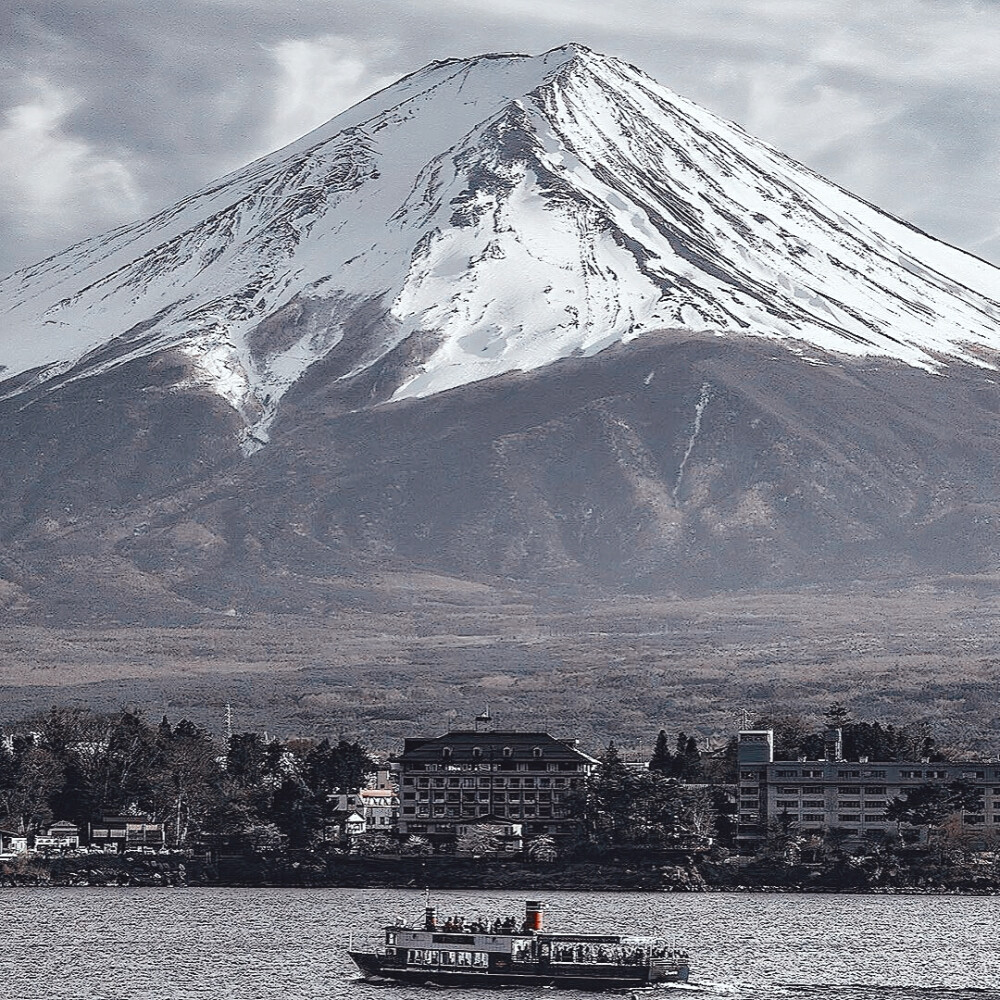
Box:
[3,706,1000,890]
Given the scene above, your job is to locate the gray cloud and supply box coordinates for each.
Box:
[2,0,1000,276]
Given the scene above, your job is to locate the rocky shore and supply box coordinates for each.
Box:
[4,848,1000,893]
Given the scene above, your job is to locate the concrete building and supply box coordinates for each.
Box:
[397,730,598,845]
[736,728,1000,850]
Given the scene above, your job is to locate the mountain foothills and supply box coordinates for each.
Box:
[2,43,1000,622]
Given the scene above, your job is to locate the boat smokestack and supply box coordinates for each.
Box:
[525,900,543,932]
[425,906,437,930]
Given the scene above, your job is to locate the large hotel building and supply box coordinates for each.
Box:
[397,730,599,845]
[737,728,1000,848]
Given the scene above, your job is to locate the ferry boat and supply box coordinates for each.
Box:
[348,899,690,990]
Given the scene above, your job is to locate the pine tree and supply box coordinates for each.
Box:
[649,730,673,774]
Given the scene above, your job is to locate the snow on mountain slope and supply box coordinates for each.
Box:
[2,42,1000,450]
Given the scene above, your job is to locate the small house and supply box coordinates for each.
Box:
[89,814,165,853]
[32,819,81,854]
[0,828,28,859]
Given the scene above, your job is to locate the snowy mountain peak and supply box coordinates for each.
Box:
[3,45,1000,450]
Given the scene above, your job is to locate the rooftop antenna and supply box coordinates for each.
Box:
[739,707,752,731]
[225,702,233,742]
[475,705,493,732]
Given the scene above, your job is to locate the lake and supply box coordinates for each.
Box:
[1,888,996,999]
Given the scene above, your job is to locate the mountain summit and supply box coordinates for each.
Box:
[4,46,1000,621]
[3,44,999,452]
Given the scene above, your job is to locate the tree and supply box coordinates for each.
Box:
[526,834,558,862]
[457,824,503,855]
[268,776,324,849]
[91,710,163,813]
[155,719,226,848]
[588,742,636,845]
[227,732,269,787]
[303,739,375,797]
[886,780,982,833]
[649,730,673,775]
[679,735,701,780]
[0,738,64,834]
[824,702,851,728]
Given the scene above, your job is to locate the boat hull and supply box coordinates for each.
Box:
[349,951,690,990]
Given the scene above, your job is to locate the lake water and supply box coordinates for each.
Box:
[1,887,997,999]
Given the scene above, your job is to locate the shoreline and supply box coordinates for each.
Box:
[4,852,999,894]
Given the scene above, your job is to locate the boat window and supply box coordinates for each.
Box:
[512,940,534,963]
[472,952,488,967]
[456,952,471,966]
[441,951,455,966]
[427,950,439,965]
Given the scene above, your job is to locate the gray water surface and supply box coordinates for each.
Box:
[1,888,996,999]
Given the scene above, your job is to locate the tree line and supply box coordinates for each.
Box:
[0,701,963,858]
[0,707,373,851]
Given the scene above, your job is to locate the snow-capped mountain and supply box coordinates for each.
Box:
[3,43,1000,453]
[7,44,1000,623]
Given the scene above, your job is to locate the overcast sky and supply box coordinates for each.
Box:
[4,0,1000,278]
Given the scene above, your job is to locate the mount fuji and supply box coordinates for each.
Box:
[2,44,1000,621]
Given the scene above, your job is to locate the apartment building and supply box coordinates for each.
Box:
[736,728,1000,849]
